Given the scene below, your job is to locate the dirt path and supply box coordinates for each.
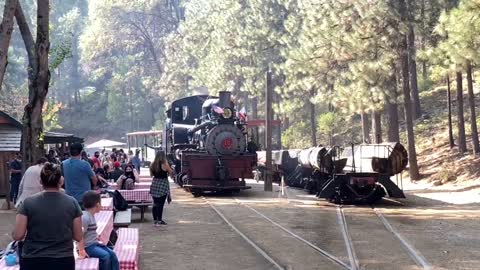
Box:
[0,178,478,270]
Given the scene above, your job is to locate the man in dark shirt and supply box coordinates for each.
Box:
[9,153,23,204]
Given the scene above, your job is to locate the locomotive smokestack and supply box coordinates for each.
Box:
[219,91,231,108]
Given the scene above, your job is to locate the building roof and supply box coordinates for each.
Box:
[0,111,84,151]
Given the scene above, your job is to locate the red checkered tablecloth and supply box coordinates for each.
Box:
[118,189,152,202]
[108,182,151,190]
[139,177,152,182]
[95,210,114,245]
[101,198,113,211]
[0,258,99,270]
[115,228,139,270]
[75,258,99,270]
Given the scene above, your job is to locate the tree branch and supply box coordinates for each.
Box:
[15,2,35,72]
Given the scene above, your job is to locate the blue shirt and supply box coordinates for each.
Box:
[131,155,141,170]
[62,158,94,203]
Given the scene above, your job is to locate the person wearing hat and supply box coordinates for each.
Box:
[62,143,97,207]
[110,161,124,183]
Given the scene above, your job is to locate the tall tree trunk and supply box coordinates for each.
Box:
[447,76,455,148]
[466,61,479,154]
[420,0,428,91]
[386,70,400,142]
[456,72,467,154]
[71,34,80,105]
[361,112,370,143]
[0,0,18,90]
[401,34,420,180]
[17,0,50,168]
[309,89,317,146]
[407,24,422,119]
[399,0,420,180]
[372,110,382,143]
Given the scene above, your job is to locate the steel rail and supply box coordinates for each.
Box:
[373,207,432,270]
[336,206,360,270]
[205,199,286,270]
[236,199,352,270]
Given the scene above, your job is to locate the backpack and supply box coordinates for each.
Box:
[121,178,135,190]
[112,190,128,211]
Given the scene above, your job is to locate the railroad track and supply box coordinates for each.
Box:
[336,205,432,270]
[204,192,431,270]
[283,186,431,269]
[204,196,351,270]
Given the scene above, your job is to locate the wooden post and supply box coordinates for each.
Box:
[265,67,273,192]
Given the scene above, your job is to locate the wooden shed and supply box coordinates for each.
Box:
[0,111,22,196]
[0,111,84,196]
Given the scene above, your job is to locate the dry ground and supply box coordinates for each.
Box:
[1,180,479,270]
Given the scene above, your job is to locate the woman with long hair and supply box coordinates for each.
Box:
[149,151,173,226]
[116,164,138,190]
[13,162,83,270]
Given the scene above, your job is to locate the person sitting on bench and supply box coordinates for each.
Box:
[116,164,138,190]
[78,191,119,270]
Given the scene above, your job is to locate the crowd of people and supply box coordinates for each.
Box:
[9,147,143,206]
[5,142,173,270]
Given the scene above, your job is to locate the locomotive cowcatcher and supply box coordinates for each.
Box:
[163,91,256,195]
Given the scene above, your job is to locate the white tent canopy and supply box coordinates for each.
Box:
[85,139,126,149]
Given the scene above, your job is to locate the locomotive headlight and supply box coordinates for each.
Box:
[222,107,233,119]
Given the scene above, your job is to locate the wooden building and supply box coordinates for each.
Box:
[0,111,83,196]
[0,111,22,197]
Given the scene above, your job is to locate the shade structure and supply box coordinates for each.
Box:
[86,139,126,149]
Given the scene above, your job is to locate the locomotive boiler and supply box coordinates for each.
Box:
[297,143,407,204]
[163,91,256,195]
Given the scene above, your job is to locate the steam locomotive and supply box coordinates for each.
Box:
[257,143,407,204]
[163,91,256,195]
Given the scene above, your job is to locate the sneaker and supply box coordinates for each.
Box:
[153,221,160,227]
[159,220,167,225]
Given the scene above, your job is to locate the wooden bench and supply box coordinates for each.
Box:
[0,257,100,270]
[114,209,132,228]
[114,228,139,270]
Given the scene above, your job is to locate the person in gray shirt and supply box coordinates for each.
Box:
[78,191,119,270]
[13,162,83,270]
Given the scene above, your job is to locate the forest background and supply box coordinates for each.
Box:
[1,0,480,182]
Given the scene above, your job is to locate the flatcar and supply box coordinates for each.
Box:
[163,91,256,195]
[298,143,407,204]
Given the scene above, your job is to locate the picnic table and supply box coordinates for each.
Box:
[115,228,140,270]
[95,210,114,245]
[108,182,152,190]
[138,177,152,182]
[118,189,152,222]
[101,197,113,211]
[0,257,99,270]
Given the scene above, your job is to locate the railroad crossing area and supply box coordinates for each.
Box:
[133,181,479,270]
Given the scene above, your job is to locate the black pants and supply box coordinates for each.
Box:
[20,256,75,270]
[152,195,167,222]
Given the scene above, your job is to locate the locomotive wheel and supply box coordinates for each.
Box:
[191,189,202,197]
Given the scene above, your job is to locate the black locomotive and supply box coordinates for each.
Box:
[163,91,256,195]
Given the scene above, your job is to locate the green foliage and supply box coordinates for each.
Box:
[42,101,62,131]
[317,112,344,145]
[282,121,312,149]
